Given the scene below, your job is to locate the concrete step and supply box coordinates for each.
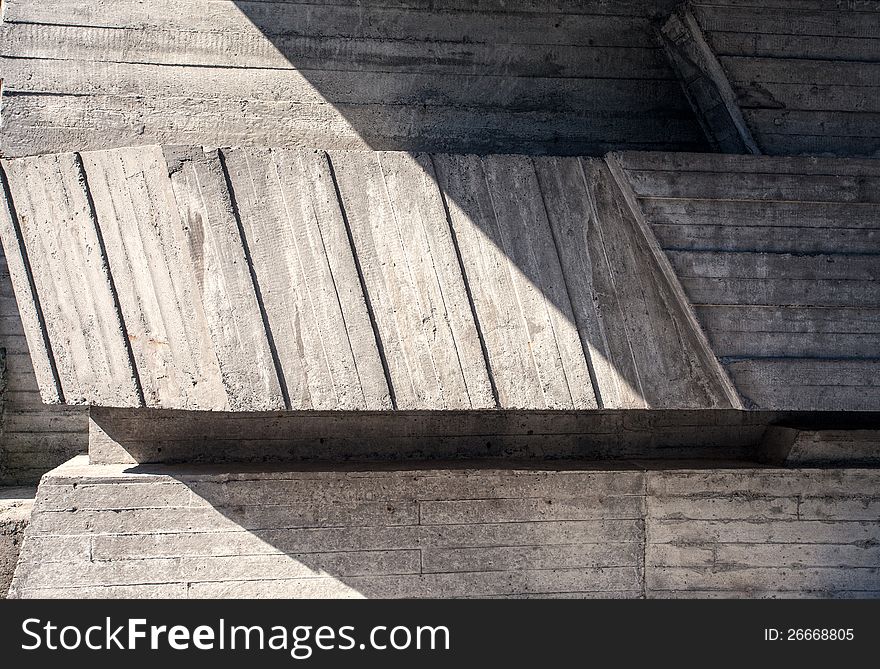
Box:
[10,456,880,599]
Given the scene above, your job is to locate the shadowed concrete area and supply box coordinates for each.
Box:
[9,456,880,598]
[1,1,879,599]
[86,407,774,465]
[85,406,880,467]
[3,148,878,414]
[0,147,741,414]
[1,1,878,486]
[1,1,876,158]
[0,0,705,156]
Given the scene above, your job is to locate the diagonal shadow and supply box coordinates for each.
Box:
[216,2,716,411]
[231,0,705,157]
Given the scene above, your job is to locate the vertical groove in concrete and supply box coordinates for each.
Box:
[75,152,146,408]
[216,148,292,411]
[325,152,398,410]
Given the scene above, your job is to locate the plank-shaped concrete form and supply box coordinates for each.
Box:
[1,147,741,411]
[664,1,880,157]
[0,0,704,157]
[9,456,880,598]
[615,151,880,411]
[331,151,492,410]
[0,153,141,407]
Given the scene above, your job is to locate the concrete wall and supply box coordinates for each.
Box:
[6,147,879,414]
[616,151,880,411]
[10,457,880,598]
[691,0,880,156]
[0,147,739,413]
[4,1,876,159]
[0,0,706,157]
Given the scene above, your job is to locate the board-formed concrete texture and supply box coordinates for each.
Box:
[662,1,880,157]
[614,152,880,410]
[0,234,87,485]
[0,0,707,157]
[3,147,879,412]
[1,1,878,602]
[0,146,745,412]
[2,1,877,159]
[9,457,880,599]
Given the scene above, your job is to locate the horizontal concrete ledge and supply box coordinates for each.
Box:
[11,457,880,599]
[53,455,768,484]
[44,454,880,482]
[88,407,880,466]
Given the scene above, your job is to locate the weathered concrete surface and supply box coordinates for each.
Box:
[1,153,140,407]
[616,151,880,411]
[0,0,705,157]
[0,147,738,412]
[2,1,875,158]
[664,1,880,157]
[645,467,880,598]
[1,486,35,597]
[0,200,87,485]
[10,457,880,599]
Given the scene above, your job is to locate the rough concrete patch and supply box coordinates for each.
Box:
[0,486,36,597]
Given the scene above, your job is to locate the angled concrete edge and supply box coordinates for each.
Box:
[659,3,761,154]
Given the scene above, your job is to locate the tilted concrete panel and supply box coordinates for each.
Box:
[4,147,880,411]
[0,147,742,411]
